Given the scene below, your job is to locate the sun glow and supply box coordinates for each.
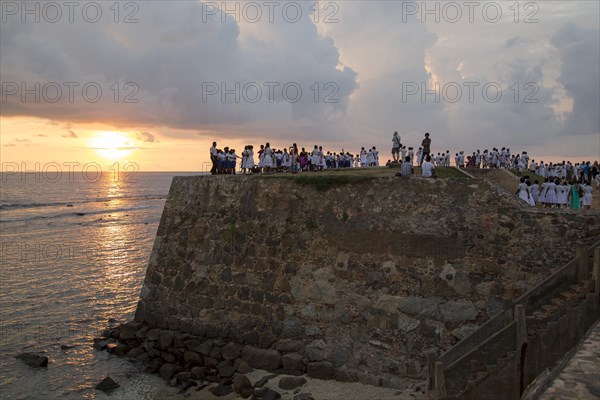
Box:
[90,131,132,160]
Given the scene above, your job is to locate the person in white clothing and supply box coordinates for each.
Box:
[516,177,529,204]
[560,182,569,208]
[311,145,320,171]
[421,155,435,178]
[526,180,536,207]
[581,182,593,209]
[531,180,540,204]
[262,143,273,173]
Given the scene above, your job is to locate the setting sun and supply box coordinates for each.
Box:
[90,131,133,160]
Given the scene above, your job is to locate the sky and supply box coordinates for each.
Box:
[1,0,599,172]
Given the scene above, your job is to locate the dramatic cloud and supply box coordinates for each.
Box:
[1,0,598,161]
[137,131,157,143]
[552,23,600,136]
[0,1,358,139]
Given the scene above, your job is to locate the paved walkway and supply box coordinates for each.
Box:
[535,319,600,399]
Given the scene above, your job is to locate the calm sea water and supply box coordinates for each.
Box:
[0,171,197,399]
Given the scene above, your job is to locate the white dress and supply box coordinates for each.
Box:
[527,186,535,207]
[262,147,273,168]
[311,149,320,167]
[545,182,557,204]
[531,184,539,203]
[360,150,367,167]
[246,149,255,169]
[561,185,569,205]
[582,185,593,206]
[539,165,546,177]
[282,153,291,168]
[366,150,373,166]
[241,151,248,169]
[258,150,264,168]
[539,182,547,203]
[518,183,529,203]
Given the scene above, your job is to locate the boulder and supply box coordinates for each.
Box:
[452,324,479,340]
[305,340,327,362]
[95,376,120,392]
[175,371,191,386]
[159,330,175,349]
[135,325,150,339]
[282,352,304,372]
[381,373,406,390]
[278,376,307,390]
[397,296,442,319]
[254,374,277,388]
[259,332,277,349]
[397,313,421,332]
[146,328,161,341]
[93,338,115,350]
[209,384,233,397]
[118,321,143,340]
[241,346,281,370]
[159,363,178,380]
[256,387,281,400]
[15,353,48,367]
[335,366,354,382]
[281,318,304,339]
[218,364,236,378]
[191,366,207,380]
[439,301,478,322]
[307,361,334,380]
[233,374,253,398]
[183,350,203,365]
[237,361,253,374]
[126,346,145,359]
[221,342,241,360]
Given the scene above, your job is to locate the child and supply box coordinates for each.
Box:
[526,180,535,207]
[569,181,580,210]
[581,181,593,209]
[531,180,540,204]
[516,177,529,204]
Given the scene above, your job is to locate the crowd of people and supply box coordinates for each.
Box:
[515,176,594,210]
[208,132,598,209]
[209,141,383,175]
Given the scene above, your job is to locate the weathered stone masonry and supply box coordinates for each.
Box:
[130,175,599,389]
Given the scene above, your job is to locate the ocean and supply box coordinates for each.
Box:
[0,171,197,399]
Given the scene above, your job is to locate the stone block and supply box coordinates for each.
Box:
[241,346,281,370]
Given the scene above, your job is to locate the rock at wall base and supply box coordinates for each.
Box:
[95,376,120,392]
[15,353,48,368]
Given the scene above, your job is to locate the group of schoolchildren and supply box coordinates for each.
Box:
[516,176,595,210]
[209,142,382,175]
[208,137,598,210]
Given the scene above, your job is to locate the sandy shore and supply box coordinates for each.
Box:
[97,369,427,400]
[183,370,426,400]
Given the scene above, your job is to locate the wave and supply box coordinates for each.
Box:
[0,205,155,223]
[0,194,166,210]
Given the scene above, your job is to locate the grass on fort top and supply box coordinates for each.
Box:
[261,166,468,190]
[510,169,548,184]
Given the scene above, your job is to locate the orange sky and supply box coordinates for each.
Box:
[2,115,598,172]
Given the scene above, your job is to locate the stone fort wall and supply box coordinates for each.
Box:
[131,175,599,389]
